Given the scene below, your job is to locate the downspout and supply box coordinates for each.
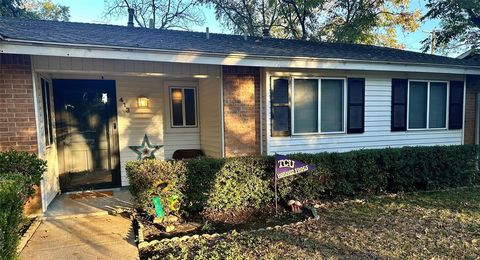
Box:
[220,66,225,157]
[462,74,467,145]
[259,68,263,155]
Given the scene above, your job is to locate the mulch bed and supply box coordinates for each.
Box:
[137,204,308,242]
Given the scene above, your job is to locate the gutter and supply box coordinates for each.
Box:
[2,37,480,71]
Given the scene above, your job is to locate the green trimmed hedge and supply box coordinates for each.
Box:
[0,174,28,259]
[0,150,46,198]
[126,145,479,214]
[0,150,46,259]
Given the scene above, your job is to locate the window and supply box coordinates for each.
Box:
[271,78,290,136]
[291,78,346,134]
[408,81,448,129]
[293,79,318,133]
[170,87,197,127]
[41,78,53,146]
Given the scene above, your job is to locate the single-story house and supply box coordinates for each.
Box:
[1,17,480,214]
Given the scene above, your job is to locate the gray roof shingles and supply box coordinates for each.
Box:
[0,17,479,67]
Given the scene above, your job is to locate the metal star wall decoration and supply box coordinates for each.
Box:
[129,134,163,160]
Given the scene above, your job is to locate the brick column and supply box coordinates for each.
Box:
[465,75,480,145]
[0,54,38,153]
[223,66,261,157]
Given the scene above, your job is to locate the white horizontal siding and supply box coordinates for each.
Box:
[163,81,202,159]
[33,56,221,77]
[266,72,464,155]
[47,75,203,185]
[199,78,222,157]
[116,77,165,186]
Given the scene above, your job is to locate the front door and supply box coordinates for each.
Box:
[53,79,121,192]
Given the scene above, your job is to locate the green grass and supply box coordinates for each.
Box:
[145,187,480,259]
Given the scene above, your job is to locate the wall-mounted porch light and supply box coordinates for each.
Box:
[137,96,149,108]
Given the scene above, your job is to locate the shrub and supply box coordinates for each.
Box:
[126,145,479,214]
[126,159,187,216]
[0,174,28,260]
[185,157,274,212]
[0,150,46,198]
[279,145,478,200]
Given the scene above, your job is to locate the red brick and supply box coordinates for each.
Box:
[0,54,37,152]
[223,66,261,157]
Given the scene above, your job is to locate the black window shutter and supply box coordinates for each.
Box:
[449,81,464,130]
[347,78,365,133]
[391,78,408,131]
[271,78,291,136]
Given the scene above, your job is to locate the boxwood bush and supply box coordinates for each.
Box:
[0,150,46,259]
[0,174,28,259]
[126,145,479,214]
[126,159,188,217]
[184,157,274,212]
[0,150,46,198]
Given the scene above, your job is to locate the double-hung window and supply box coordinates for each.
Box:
[407,81,448,129]
[170,87,197,127]
[292,78,346,134]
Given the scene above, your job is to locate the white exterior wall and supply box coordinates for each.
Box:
[198,78,222,157]
[32,56,222,186]
[32,73,59,212]
[265,69,465,155]
[162,80,201,159]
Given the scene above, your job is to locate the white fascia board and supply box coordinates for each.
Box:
[2,41,480,75]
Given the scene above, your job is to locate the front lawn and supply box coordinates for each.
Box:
[145,187,480,259]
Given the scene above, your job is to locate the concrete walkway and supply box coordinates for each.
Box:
[20,215,138,259]
[20,190,138,259]
[43,189,133,219]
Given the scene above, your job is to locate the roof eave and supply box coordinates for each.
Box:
[2,38,480,74]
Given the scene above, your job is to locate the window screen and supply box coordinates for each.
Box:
[321,79,344,132]
[429,82,447,128]
[408,81,428,129]
[293,79,318,134]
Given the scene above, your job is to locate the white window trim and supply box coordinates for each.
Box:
[169,86,198,128]
[291,77,347,135]
[406,80,449,131]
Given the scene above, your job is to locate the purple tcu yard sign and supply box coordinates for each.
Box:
[275,154,315,179]
[274,154,315,214]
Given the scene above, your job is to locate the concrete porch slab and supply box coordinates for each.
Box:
[43,189,133,220]
[20,215,139,260]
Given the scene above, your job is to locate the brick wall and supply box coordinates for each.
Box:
[0,54,37,153]
[465,75,480,145]
[1,54,42,215]
[223,66,261,157]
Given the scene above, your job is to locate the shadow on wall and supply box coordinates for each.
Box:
[223,67,261,157]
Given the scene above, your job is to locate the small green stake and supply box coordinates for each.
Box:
[152,196,165,220]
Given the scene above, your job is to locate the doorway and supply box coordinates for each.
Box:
[53,79,121,192]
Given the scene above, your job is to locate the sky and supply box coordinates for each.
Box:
[49,0,459,56]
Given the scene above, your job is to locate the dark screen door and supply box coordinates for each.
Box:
[53,79,120,192]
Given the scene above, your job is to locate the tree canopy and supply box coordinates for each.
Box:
[422,0,480,53]
[0,0,70,21]
[202,0,420,48]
